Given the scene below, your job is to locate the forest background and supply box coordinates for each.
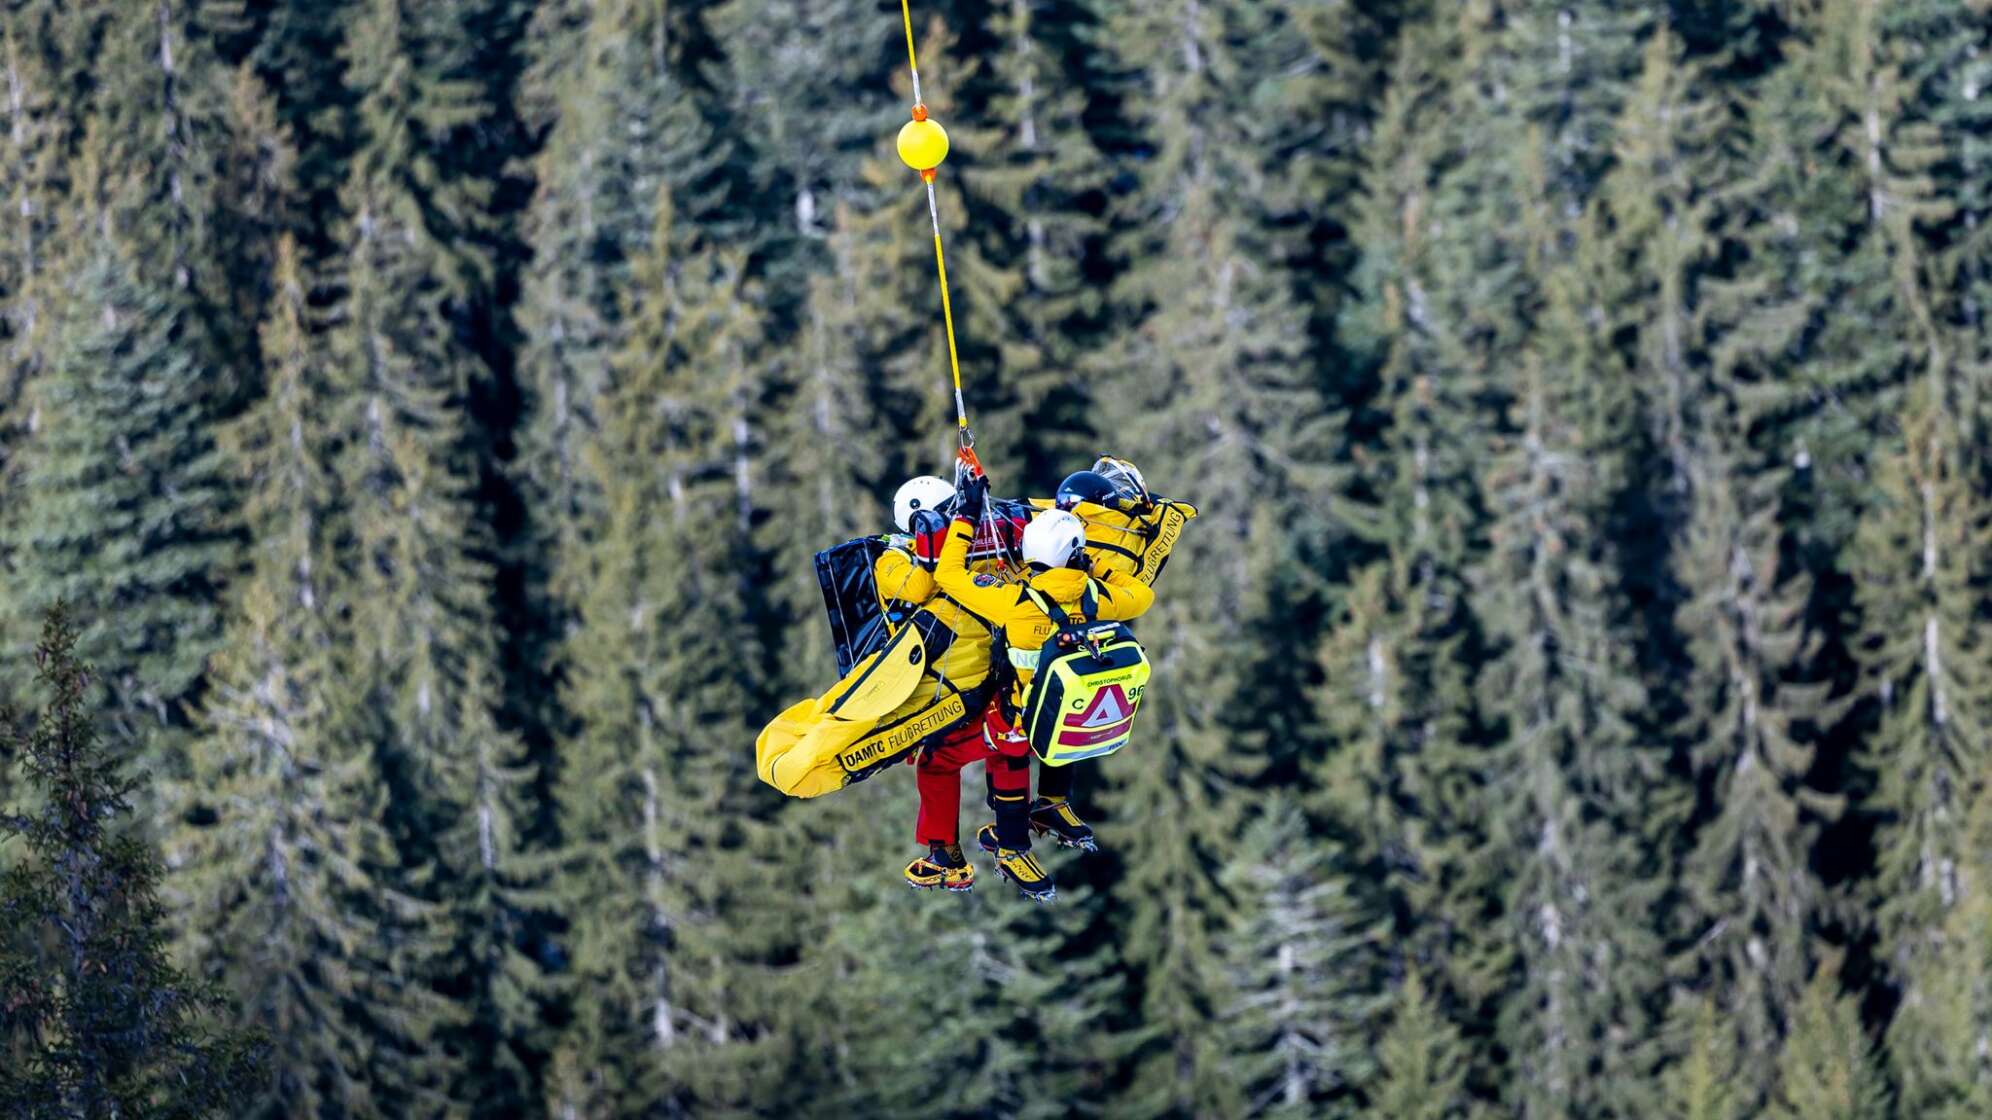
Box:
[3,0,1990,1117]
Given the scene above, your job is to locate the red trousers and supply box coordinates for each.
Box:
[913,702,1032,846]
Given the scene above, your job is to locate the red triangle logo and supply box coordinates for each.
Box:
[1071,684,1132,729]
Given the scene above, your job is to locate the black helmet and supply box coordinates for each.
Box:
[1055,470,1120,511]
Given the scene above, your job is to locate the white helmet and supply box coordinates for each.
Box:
[1092,455,1149,506]
[1022,509,1086,570]
[893,475,956,532]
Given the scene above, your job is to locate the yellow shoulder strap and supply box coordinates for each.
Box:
[1022,586,1072,628]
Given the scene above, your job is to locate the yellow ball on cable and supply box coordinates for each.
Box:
[897,104,949,173]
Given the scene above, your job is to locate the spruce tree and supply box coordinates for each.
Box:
[1322,7,1501,1084]
[757,211,894,690]
[434,656,551,1116]
[759,785,1129,1120]
[0,0,108,138]
[704,0,899,287]
[325,0,499,815]
[91,0,251,394]
[756,792,979,1119]
[974,884,1135,1118]
[1367,971,1469,1120]
[213,64,304,377]
[1090,4,1338,1107]
[1670,418,1839,1098]
[0,16,62,726]
[1905,5,1992,448]
[794,775,1132,1112]
[1852,383,1992,989]
[545,189,774,1118]
[1312,562,1408,857]
[1666,11,1931,1098]
[1470,204,1668,1120]
[243,0,356,219]
[2,9,241,761]
[1763,958,1888,1120]
[1,146,235,775]
[1494,2,1653,211]
[0,13,59,421]
[513,0,729,611]
[1701,0,1943,556]
[1097,0,1329,528]
[1596,27,1726,506]
[1274,0,1399,345]
[1886,764,1992,1119]
[163,238,438,1120]
[1215,795,1383,1119]
[1843,8,1992,1005]
[1659,1000,1742,1120]
[319,0,540,1106]
[0,604,263,1118]
[1592,29,1751,1100]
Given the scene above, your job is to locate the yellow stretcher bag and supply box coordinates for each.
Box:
[821,624,930,721]
[755,623,980,798]
[1018,588,1151,767]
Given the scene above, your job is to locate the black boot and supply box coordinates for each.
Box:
[976,824,1055,903]
[1029,796,1098,853]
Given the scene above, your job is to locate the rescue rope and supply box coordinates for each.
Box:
[894,1,1028,660]
[897,0,972,450]
[899,0,923,104]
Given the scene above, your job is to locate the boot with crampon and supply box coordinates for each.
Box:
[1028,796,1098,853]
[977,824,1055,903]
[904,842,975,892]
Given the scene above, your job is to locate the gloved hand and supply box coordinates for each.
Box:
[956,471,989,523]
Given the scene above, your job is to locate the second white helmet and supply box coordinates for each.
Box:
[1022,509,1086,570]
[1092,455,1149,506]
[894,475,956,532]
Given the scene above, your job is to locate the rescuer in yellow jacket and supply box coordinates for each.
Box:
[755,477,995,800]
[1030,456,1197,586]
[1015,457,1196,851]
[933,468,1153,899]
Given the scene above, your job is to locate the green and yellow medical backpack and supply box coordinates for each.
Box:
[1019,586,1151,766]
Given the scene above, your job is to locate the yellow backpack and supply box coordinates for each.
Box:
[1018,585,1151,766]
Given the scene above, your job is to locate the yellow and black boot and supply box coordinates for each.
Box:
[1028,796,1098,853]
[904,842,975,892]
[976,824,1056,903]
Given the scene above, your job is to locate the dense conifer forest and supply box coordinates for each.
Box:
[4,0,1992,1116]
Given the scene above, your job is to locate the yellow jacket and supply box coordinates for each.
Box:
[872,546,993,691]
[1027,497,1197,585]
[933,518,1154,708]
